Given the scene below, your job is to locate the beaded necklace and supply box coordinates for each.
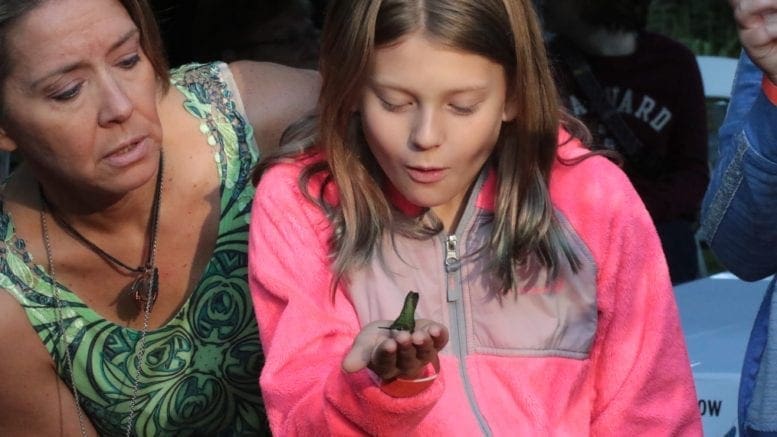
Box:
[39,152,163,436]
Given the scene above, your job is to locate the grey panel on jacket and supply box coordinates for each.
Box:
[346,179,598,360]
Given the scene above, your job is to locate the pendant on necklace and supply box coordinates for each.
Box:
[130,267,159,312]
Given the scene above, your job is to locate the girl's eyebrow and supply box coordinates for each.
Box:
[370,79,489,95]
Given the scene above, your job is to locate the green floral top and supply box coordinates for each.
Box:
[0,63,268,436]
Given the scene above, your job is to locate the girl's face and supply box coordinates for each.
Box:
[359,32,515,230]
[0,0,162,196]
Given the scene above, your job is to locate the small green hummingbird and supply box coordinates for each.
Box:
[382,291,420,333]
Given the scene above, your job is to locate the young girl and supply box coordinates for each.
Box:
[249,0,702,434]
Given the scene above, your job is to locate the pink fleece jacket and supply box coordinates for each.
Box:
[249,133,702,436]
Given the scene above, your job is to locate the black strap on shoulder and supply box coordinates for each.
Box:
[553,37,646,160]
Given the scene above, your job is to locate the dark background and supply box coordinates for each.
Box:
[148,0,738,70]
[150,0,329,69]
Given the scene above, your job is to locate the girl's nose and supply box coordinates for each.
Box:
[411,108,443,150]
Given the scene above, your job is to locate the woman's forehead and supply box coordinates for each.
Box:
[5,0,134,78]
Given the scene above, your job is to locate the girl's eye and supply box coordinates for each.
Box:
[118,54,141,69]
[52,83,82,101]
[450,104,477,115]
[379,97,410,112]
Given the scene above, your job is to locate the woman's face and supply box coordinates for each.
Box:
[0,0,162,196]
[358,32,515,230]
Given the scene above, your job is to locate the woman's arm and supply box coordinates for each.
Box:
[0,291,98,436]
[701,54,777,280]
[700,0,777,280]
[229,61,320,156]
[700,60,777,280]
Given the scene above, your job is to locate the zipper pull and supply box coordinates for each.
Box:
[445,235,460,272]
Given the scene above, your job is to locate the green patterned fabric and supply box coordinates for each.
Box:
[0,62,268,436]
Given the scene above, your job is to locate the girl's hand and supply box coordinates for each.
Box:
[342,319,449,381]
[731,0,777,82]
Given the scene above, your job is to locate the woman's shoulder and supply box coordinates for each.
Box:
[163,62,260,189]
[166,62,253,146]
[169,61,226,86]
[228,61,320,157]
[168,61,320,159]
[168,62,247,119]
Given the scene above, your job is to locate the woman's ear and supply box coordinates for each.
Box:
[0,127,18,152]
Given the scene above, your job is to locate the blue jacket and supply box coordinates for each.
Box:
[700,52,777,434]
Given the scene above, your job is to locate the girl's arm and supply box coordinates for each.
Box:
[248,162,444,435]
[566,160,702,434]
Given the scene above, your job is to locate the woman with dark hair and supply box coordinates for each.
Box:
[0,0,318,435]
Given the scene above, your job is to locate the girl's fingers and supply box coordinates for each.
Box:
[369,339,400,379]
[342,322,392,373]
[416,320,450,351]
[413,336,436,363]
[343,320,449,379]
[341,340,373,373]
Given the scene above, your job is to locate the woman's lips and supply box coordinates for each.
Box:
[405,166,447,184]
[104,136,150,168]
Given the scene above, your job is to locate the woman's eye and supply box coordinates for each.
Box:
[118,54,141,69]
[52,84,82,101]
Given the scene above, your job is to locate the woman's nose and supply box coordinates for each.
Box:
[97,76,133,126]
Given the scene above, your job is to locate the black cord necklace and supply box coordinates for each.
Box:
[39,152,164,312]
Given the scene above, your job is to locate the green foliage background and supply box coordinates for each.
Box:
[647,0,740,57]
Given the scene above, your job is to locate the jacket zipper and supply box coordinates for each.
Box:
[444,233,493,436]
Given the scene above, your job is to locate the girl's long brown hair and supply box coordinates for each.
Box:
[255,0,588,292]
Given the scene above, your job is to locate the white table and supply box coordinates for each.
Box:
[675,273,771,436]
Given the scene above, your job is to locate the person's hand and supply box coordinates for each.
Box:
[731,0,777,83]
[342,319,449,381]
